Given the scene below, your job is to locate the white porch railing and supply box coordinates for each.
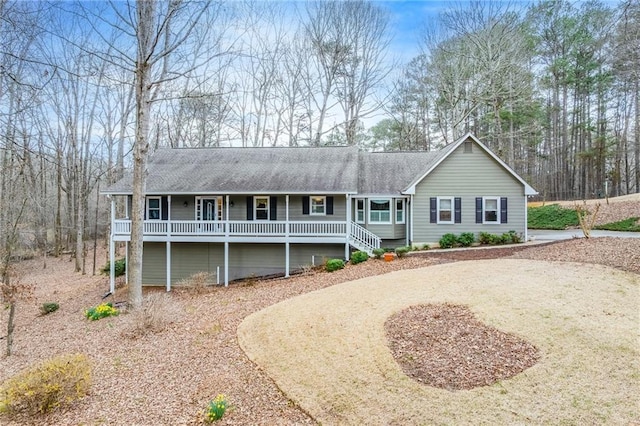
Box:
[113,219,347,238]
[349,221,381,254]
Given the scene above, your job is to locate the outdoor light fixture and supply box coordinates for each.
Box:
[230,201,235,207]
[183,201,188,207]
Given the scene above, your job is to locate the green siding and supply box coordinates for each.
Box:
[141,242,166,285]
[140,242,343,285]
[413,142,526,244]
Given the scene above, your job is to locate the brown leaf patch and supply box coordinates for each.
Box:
[385,303,540,390]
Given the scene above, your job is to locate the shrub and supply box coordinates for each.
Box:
[372,248,385,259]
[100,258,126,277]
[205,394,227,422]
[0,353,91,416]
[421,244,430,250]
[325,259,345,272]
[505,230,522,244]
[350,251,369,265]
[457,232,476,247]
[439,233,458,249]
[40,302,59,315]
[127,293,174,336]
[85,302,119,321]
[395,246,410,258]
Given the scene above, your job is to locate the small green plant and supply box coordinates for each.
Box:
[0,353,91,416]
[438,233,458,249]
[350,250,369,264]
[205,394,227,422]
[372,248,385,259]
[40,302,59,316]
[395,246,410,258]
[100,258,126,277]
[421,244,430,250]
[325,259,345,272]
[457,232,476,247]
[505,230,522,244]
[84,302,119,321]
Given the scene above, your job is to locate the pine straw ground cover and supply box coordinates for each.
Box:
[0,237,637,425]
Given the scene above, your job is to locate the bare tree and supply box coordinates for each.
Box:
[127,0,212,308]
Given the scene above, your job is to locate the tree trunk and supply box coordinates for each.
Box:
[6,301,15,356]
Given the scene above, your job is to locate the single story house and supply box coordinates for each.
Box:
[103,133,537,290]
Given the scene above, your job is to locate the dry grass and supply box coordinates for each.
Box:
[125,291,179,337]
[239,260,639,425]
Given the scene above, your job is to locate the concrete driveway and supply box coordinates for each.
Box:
[529,229,640,240]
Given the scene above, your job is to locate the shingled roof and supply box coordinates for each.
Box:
[105,146,360,195]
[104,133,535,196]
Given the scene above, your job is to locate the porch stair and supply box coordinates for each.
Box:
[348,221,381,255]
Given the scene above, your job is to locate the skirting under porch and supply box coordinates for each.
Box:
[124,242,345,288]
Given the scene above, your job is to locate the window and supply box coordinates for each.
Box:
[254,196,269,220]
[146,196,161,220]
[396,199,405,224]
[369,199,391,223]
[483,197,499,224]
[437,197,454,224]
[356,199,365,223]
[310,196,326,215]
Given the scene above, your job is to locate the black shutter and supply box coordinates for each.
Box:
[500,197,508,223]
[143,198,146,220]
[161,196,169,220]
[302,196,309,215]
[454,197,462,223]
[326,196,334,215]
[429,197,437,223]
[475,197,483,224]
[246,196,253,220]
[270,196,277,221]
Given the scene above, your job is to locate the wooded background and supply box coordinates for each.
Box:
[0,0,638,272]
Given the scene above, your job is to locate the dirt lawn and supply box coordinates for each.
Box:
[239,259,639,425]
[0,237,639,425]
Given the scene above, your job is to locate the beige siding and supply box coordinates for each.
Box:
[413,143,527,244]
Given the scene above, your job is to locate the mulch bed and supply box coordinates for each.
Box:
[385,303,541,390]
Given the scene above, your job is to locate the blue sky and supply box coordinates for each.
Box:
[381,1,449,62]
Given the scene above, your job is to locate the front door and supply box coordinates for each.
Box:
[196,197,221,221]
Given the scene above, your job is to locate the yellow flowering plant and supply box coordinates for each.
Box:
[84,302,119,321]
[205,394,227,422]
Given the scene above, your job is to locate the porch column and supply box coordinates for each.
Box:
[109,196,115,294]
[224,241,229,287]
[166,196,172,291]
[166,242,171,291]
[125,241,129,284]
[344,194,351,260]
[224,195,229,287]
[285,195,290,278]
